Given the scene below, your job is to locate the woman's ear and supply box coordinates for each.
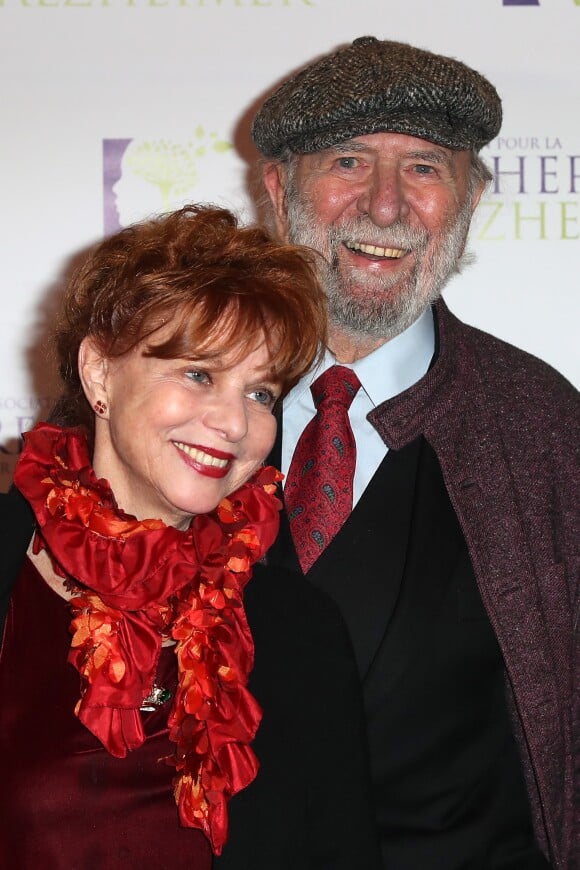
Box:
[78,337,109,416]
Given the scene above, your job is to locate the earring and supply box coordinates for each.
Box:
[94,400,107,415]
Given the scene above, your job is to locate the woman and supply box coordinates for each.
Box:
[0,204,382,870]
[0,204,328,866]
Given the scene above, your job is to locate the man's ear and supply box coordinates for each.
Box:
[470,178,487,215]
[78,336,109,413]
[262,161,291,241]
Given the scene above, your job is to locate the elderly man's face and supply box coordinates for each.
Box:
[265,132,483,351]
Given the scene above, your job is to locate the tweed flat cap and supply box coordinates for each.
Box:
[252,36,502,157]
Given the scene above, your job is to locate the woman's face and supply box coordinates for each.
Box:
[85,327,280,529]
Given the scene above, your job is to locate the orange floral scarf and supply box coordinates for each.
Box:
[14,422,282,855]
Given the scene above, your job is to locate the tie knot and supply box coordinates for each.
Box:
[311,365,361,411]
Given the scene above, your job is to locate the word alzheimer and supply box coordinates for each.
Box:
[1,0,315,6]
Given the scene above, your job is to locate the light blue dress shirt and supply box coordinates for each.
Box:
[281,307,435,507]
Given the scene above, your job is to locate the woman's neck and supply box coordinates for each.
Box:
[27,538,73,601]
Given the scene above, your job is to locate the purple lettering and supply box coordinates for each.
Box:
[491,156,526,195]
[570,156,580,194]
[539,156,559,194]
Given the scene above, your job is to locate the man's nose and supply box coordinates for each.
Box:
[356,165,409,227]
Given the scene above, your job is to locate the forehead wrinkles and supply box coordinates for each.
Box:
[294,136,459,166]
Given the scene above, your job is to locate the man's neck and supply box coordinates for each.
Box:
[327,303,437,363]
[328,328,390,364]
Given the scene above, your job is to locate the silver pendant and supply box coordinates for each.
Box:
[140,683,172,712]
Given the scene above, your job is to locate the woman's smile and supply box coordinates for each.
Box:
[173,442,235,479]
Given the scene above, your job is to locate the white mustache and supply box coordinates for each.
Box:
[328,218,429,252]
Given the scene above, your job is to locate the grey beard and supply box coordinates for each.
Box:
[286,189,475,342]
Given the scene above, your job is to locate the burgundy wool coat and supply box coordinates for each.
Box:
[367,299,578,868]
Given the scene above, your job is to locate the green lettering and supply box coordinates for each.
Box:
[476,202,505,241]
[514,201,546,240]
[560,201,579,239]
[198,0,244,6]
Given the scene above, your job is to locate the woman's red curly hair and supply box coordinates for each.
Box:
[52,203,326,436]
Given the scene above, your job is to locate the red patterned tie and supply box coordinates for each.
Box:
[285,365,361,573]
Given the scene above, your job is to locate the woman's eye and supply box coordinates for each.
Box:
[186,370,210,385]
[248,388,276,407]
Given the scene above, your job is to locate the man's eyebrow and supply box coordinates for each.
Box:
[323,142,370,154]
[405,149,454,167]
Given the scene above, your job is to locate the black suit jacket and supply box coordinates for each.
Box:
[264,423,550,869]
[216,561,381,869]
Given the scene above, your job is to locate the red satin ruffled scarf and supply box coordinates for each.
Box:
[14,422,282,855]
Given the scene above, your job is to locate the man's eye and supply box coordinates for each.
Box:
[186,370,210,384]
[414,164,435,175]
[337,156,359,170]
[248,388,276,407]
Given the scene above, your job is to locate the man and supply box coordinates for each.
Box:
[249,36,578,869]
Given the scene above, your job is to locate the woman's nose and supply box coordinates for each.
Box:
[204,395,248,443]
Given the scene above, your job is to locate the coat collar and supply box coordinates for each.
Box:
[368,299,470,450]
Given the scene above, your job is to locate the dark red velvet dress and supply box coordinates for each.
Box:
[0,558,212,869]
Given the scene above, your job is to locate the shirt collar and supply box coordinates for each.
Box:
[284,306,435,411]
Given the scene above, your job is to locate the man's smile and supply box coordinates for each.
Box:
[344,240,407,260]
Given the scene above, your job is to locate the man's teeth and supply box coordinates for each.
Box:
[347,242,406,258]
[174,442,229,468]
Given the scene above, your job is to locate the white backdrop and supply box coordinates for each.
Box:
[0,0,578,490]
